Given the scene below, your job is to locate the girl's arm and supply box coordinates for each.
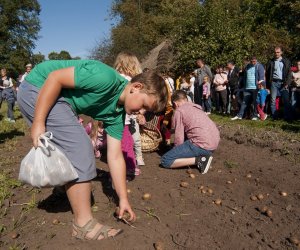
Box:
[31,67,75,147]
[106,134,136,221]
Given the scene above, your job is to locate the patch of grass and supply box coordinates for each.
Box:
[210,113,300,139]
[224,160,240,169]
[0,106,26,211]
[0,171,22,207]
[0,105,27,144]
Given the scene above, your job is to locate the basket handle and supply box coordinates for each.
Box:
[141,122,162,141]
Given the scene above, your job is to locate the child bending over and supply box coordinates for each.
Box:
[17,60,168,241]
[161,90,220,173]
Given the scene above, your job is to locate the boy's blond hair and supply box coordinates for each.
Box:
[114,52,142,78]
[131,70,168,113]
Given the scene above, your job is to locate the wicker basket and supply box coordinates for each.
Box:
[140,122,162,153]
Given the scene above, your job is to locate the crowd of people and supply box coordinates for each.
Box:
[174,46,300,122]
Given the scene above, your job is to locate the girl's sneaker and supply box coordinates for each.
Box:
[134,167,141,176]
[136,157,145,166]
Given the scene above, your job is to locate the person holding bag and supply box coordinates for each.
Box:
[17,59,168,241]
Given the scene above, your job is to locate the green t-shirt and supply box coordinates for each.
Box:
[25,60,128,140]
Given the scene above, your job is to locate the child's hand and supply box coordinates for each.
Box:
[118,198,136,222]
[31,121,46,148]
[137,114,146,125]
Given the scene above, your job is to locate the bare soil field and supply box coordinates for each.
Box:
[0,120,300,250]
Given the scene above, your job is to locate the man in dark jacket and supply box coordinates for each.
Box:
[226,61,240,114]
[266,46,292,120]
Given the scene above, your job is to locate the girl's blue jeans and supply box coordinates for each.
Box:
[161,140,212,168]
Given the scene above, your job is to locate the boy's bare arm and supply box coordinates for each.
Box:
[31,67,75,147]
[106,134,136,221]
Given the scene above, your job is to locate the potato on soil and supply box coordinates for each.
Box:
[289,236,300,245]
[207,188,213,194]
[257,194,264,200]
[279,191,288,197]
[214,198,222,205]
[115,207,131,220]
[180,181,189,188]
[10,232,19,239]
[250,195,257,201]
[154,240,165,250]
[266,209,273,217]
[260,206,268,213]
[52,218,60,225]
[186,169,193,174]
[142,193,151,200]
[189,173,196,179]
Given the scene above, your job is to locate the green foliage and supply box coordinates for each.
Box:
[31,52,45,65]
[0,171,22,207]
[99,0,300,72]
[48,50,79,60]
[0,0,41,78]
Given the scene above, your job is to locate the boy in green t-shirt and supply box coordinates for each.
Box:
[17,60,168,241]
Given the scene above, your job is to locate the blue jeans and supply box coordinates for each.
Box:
[161,140,212,168]
[237,89,258,118]
[7,100,15,120]
[270,82,291,119]
[202,96,211,112]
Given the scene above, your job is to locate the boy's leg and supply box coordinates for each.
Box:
[161,140,213,173]
[66,182,120,239]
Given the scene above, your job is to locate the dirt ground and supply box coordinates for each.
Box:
[1,123,300,250]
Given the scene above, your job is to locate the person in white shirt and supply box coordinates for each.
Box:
[20,63,32,83]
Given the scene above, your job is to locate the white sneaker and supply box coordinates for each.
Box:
[206,112,211,115]
[251,117,258,121]
[263,114,268,121]
[136,157,145,166]
[231,116,241,121]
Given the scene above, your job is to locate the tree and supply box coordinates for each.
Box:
[32,52,45,65]
[48,50,79,60]
[91,0,200,62]
[0,0,41,78]
[93,0,300,73]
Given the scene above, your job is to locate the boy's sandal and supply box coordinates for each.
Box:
[72,218,123,240]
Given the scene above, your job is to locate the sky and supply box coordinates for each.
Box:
[33,0,114,59]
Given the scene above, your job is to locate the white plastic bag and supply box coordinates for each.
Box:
[19,132,78,187]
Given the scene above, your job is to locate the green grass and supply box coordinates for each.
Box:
[210,113,300,137]
[0,104,27,208]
